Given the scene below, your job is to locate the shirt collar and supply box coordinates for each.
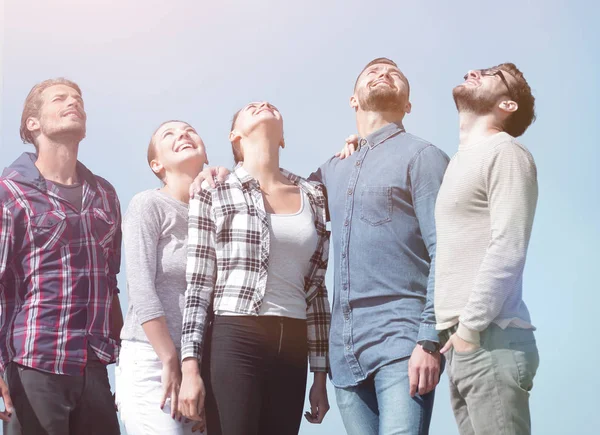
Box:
[3,152,98,193]
[362,122,405,149]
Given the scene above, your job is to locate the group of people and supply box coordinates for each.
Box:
[0,56,540,435]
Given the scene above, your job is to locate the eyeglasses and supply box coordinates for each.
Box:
[464,69,515,101]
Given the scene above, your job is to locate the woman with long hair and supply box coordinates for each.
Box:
[179,102,331,435]
[116,121,207,434]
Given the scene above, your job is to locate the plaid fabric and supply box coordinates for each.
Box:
[0,153,121,375]
[182,165,331,372]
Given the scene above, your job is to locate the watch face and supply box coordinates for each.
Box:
[420,341,438,353]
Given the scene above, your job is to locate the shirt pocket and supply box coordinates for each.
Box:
[359,186,392,226]
[91,208,117,250]
[30,210,68,250]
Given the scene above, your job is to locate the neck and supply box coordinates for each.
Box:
[241,136,284,189]
[356,110,405,138]
[35,137,80,184]
[162,165,203,204]
[458,111,504,147]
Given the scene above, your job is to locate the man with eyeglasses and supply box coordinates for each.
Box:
[435,63,539,434]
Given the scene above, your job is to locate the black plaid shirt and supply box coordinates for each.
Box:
[181,165,331,372]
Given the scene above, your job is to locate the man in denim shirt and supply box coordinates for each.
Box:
[194,58,448,433]
[312,58,449,434]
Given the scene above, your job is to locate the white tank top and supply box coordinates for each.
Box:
[216,191,317,319]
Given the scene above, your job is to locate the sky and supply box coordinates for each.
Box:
[1,0,599,434]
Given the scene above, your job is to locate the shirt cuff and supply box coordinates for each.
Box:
[457,323,481,345]
[309,355,329,373]
[181,342,202,363]
[417,323,440,343]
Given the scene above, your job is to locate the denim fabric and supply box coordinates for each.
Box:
[335,358,435,435]
[444,324,539,435]
[310,123,449,387]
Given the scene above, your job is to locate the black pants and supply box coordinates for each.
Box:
[203,315,308,435]
[5,361,120,435]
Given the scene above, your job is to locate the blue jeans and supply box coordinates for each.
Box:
[335,358,436,435]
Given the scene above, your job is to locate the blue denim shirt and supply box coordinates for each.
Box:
[310,122,449,387]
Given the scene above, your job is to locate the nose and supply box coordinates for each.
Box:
[177,129,191,141]
[378,70,392,80]
[258,101,269,109]
[466,70,479,80]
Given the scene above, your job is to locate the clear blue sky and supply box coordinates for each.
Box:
[1,1,598,434]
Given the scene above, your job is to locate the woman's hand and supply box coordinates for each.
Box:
[189,166,231,197]
[160,357,182,420]
[179,359,206,431]
[335,135,360,160]
[304,372,330,424]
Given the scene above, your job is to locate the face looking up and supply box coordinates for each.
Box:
[149,121,207,181]
[452,67,518,115]
[352,62,411,113]
[26,84,87,143]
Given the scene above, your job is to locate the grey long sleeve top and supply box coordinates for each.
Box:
[120,190,189,349]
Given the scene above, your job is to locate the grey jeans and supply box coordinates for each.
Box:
[443,324,539,435]
[4,361,120,435]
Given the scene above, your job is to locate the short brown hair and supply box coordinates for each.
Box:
[354,58,409,94]
[20,78,82,146]
[497,63,536,137]
[147,120,189,181]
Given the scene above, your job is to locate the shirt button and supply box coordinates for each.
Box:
[347,189,353,195]
[355,161,361,167]
[342,252,346,258]
[346,345,351,350]
[344,313,350,320]
[344,220,349,226]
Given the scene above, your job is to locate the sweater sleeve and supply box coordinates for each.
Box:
[457,141,538,344]
[122,193,166,324]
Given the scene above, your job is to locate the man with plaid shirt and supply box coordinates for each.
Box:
[0,78,122,435]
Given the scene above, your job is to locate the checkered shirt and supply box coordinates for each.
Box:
[181,165,331,372]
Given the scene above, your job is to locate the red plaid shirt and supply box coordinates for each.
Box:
[0,153,121,375]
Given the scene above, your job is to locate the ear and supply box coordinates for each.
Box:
[350,95,359,110]
[499,100,518,114]
[229,130,241,144]
[26,117,41,134]
[404,100,412,115]
[150,159,163,178]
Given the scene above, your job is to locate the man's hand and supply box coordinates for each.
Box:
[160,358,183,420]
[440,333,480,355]
[304,372,330,424]
[408,344,441,397]
[189,166,231,197]
[335,135,360,160]
[179,359,206,430]
[0,377,14,422]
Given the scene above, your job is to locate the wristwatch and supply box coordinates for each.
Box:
[417,340,440,354]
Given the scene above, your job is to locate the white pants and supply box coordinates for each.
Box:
[116,340,201,435]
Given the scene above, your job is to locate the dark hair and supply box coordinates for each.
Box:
[230,109,243,164]
[20,78,83,147]
[354,58,409,95]
[147,120,190,181]
[496,63,536,137]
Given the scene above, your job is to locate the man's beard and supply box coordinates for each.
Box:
[452,85,496,115]
[359,86,406,112]
[42,122,86,143]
